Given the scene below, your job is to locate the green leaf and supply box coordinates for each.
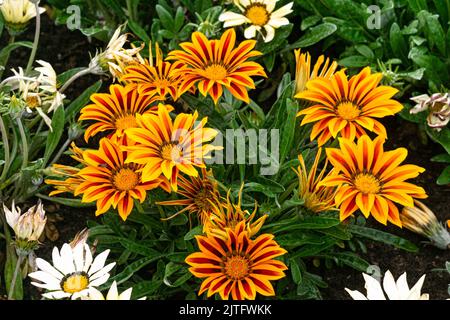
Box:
[109,254,164,285]
[426,127,450,154]
[184,225,202,240]
[36,194,95,207]
[289,23,337,48]
[331,252,369,272]
[128,20,151,43]
[279,99,298,164]
[290,237,338,259]
[431,153,450,163]
[389,23,408,63]
[174,7,185,32]
[65,80,102,120]
[301,16,321,31]
[57,67,85,86]
[339,55,371,68]
[4,244,23,300]
[348,225,419,252]
[317,225,351,240]
[418,10,447,56]
[119,238,161,257]
[131,280,162,298]
[268,216,341,234]
[290,259,302,284]
[156,4,174,31]
[43,107,65,165]
[437,165,450,185]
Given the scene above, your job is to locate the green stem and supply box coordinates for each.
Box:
[48,137,72,167]
[0,115,11,183]
[16,118,28,170]
[59,67,92,94]
[25,1,42,74]
[7,254,24,300]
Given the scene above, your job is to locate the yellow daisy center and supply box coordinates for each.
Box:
[353,173,381,194]
[26,95,40,109]
[160,142,183,162]
[113,167,139,191]
[61,272,89,294]
[115,114,138,131]
[203,64,228,81]
[224,255,250,280]
[245,4,270,26]
[336,101,361,120]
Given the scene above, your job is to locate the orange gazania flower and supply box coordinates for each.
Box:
[125,104,219,191]
[206,187,267,239]
[296,67,403,146]
[79,84,160,142]
[74,138,165,220]
[294,49,338,97]
[121,43,185,101]
[167,28,266,104]
[320,135,427,226]
[293,148,337,213]
[186,222,287,300]
[156,168,221,227]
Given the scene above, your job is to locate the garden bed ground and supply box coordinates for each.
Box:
[3,14,449,300]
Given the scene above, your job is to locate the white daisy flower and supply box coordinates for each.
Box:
[82,281,146,300]
[219,0,293,42]
[29,243,116,300]
[0,0,45,26]
[345,270,429,300]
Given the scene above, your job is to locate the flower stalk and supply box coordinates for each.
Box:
[25,1,42,74]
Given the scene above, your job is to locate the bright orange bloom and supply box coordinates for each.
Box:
[74,138,166,220]
[206,186,267,239]
[320,135,427,226]
[121,43,185,101]
[79,84,160,142]
[294,49,338,96]
[293,148,337,213]
[125,104,219,191]
[296,67,403,146]
[167,28,266,104]
[186,222,287,300]
[156,168,221,227]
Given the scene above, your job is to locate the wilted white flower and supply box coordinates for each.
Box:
[89,24,144,80]
[0,0,45,34]
[345,270,429,300]
[29,242,116,300]
[2,60,65,129]
[82,281,146,300]
[410,93,450,131]
[401,200,450,250]
[219,0,293,42]
[3,200,46,244]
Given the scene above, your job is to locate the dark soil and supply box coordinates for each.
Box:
[1,11,449,300]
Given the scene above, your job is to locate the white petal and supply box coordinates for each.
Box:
[244,25,258,39]
[240,0,251,8]
[268,17,290,28]
[395,272,411,299]
[42,291,71,300]
[83,244,93,273]
[30,280,61,291]
[270,2,293,18]
[362,273,386,300]
[59,244,76,274]
[89,273,110,287]
[88,249,110,276]
[344,288,368,300]
[51,246,66,274]
[263,0,277,12]
[219,11,247,24]
[106,281,119,300]
[382,270,399,300]
[263,25,275,42]
[28,270,61,289]
[90,262,116,281]
[118,288,133,300]
[71,289,90,300]
[86,287,105,300]
[35,258,63,281]
[419,293,430,300]
[72,243,85,272]
[408,274,427,300]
